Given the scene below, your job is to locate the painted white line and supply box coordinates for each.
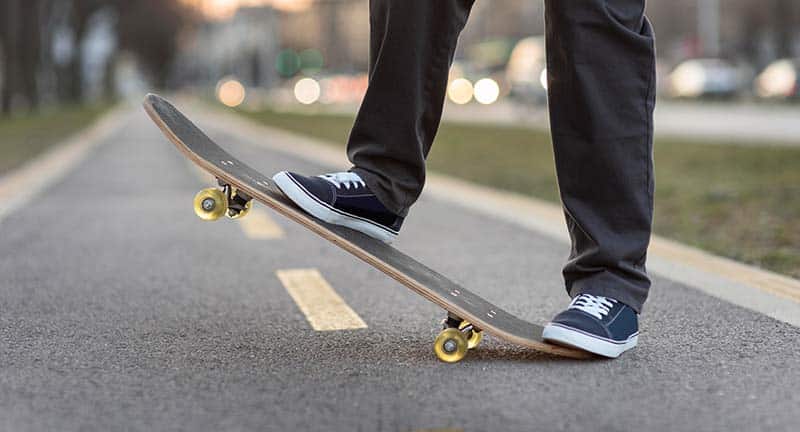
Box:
[186,102,800,327]
[0,105,130,223]
[239,207,284,239]
[276,268,367,331]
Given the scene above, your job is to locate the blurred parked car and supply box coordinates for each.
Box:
[667,58,744,99]
[505,36,548,105]
[754,58,800,100]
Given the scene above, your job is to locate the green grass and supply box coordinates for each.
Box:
[237,108,800,279]
[0,104,112,175]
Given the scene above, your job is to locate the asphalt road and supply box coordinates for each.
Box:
[1,106,798,431]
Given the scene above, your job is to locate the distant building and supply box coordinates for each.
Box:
[278,0,368,72]
[176,6,280,88]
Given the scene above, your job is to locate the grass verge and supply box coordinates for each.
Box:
[237,107,800,279]
[0,104,111,176]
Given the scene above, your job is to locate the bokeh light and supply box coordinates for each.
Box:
[189,0,312,20]
[294,77,321,104]
[276,49,301,77]
[270,0,312,12]
[473,78,500,104]
[299,49,324,74]
[216,78,246,107]
[448,78,473,104]
[755,59,797,98]
[669,61,707,98]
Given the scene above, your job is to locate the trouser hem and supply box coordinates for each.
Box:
[350,167,410,217]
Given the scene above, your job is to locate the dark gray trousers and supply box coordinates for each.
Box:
[348,0,656,312]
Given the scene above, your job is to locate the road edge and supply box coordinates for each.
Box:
[0,103,131,223]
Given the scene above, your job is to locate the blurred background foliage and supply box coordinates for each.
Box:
[1,0,800,114]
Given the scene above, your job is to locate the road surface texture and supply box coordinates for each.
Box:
[1,104,798,431]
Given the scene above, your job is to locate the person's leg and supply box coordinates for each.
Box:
[348,0,475,217]
[273,0,474,243]
[542,0,655,358]
[546,0,656,312]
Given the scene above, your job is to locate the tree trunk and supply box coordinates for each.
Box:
[1,0,20,115]
[102,51,117,102]
[19,0,42,111]
[774,0,795,58]
[66,11,88,103]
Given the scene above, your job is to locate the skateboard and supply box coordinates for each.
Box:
[143,94,591,362]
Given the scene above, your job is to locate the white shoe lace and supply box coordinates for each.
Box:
[318,172,367,190]
[568,294,617,320]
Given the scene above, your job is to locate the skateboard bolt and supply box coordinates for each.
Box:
[202,198,216,211]
[443,339,457,353]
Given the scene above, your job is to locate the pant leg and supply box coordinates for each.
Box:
[348,0,474,217]
[544,0,656,312]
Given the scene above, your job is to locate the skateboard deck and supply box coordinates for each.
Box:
[143,93,591,362]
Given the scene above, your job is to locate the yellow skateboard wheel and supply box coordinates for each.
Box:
[193,188,228,221]
[434,327,468,363]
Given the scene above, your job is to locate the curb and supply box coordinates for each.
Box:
[0,103,131,223]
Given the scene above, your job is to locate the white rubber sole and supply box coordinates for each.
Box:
[272,171,398,244]
[542,323,638,358]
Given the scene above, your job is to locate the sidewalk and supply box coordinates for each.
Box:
[443,100,800,145]
[279,99,800,146]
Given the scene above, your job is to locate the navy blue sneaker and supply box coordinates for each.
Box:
[542,293,638,358]
[272,171,403,243]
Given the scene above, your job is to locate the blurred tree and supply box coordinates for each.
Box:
[0,0,196,115]
[0,0,47,114]
[19,0,44,110]
[773,0,797,58]
[0,1,20,115]
[117,0,198,89]
[60,0,107,102]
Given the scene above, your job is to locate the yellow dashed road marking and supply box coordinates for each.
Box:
[239,207,284,239]
[276,268,367,331]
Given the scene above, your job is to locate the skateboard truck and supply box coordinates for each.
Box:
[193,180,253,221]
[434,312,483,363]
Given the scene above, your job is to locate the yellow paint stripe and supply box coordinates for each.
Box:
[649,236,800,303]
[239,207,284,239]
[276,268,367,331]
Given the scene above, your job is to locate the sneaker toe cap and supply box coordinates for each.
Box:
[549,309,609,338]
[283,171,335,203]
